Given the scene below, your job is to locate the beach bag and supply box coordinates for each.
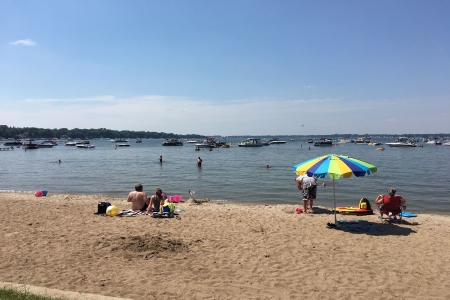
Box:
[95,202,111,214]
[162,202,175,213]
[359,198,371,210]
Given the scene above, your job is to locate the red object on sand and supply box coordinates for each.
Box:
[35,190,43,197]
[295,207,303,214]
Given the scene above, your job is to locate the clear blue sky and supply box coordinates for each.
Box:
[1,0,449,135]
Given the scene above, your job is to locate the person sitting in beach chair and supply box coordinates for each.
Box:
[375,188,406,223]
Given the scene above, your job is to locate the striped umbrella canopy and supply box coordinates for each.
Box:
[293,154,377,224]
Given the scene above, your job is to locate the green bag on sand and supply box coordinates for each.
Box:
[162,202,175,213]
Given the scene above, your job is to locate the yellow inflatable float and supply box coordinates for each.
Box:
[334,198,374,215]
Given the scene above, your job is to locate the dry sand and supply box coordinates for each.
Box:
[1,192,450,300]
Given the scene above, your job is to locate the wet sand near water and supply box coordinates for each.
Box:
[1,192,450,300]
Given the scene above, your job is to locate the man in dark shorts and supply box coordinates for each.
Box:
[296,173,318,213]
[127,184,149,211]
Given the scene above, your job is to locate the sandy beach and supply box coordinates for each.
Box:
[1,192,450,300]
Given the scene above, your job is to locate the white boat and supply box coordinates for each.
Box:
[238,138,263,147]
[38,141,55,148]
[116,143,131,147]
[261,139,270,146]
[111,138,129,143]
[195,137,217,149]
[426,140,436,145]
[443,141,450,146]
[76,144,95,149]
[339,139,354,143]
[385,137,417,147]
[368,141,381,146]
[355,138,369,144]
[269,138,286,144]
[186,140,199,144]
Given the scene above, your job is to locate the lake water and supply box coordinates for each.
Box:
[1,137,449,214]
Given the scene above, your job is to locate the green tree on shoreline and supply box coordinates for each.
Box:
[0,125,204,140]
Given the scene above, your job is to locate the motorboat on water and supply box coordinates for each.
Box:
[76,144,95,149]
[355,138,370,144]
[111,138,129,143]
[368,141,381,146]
[38,141,55,148]
[3,139,23,146]
[261,139,270,146]
[76,140,90,145]
[307,139,314,143]
[339,138,354,143]
[195,137,218,149]
[23,140,39,149]
[116,143,130,147]
[162,138,183,146]
[443,141,450,146]
[385,137,417,147]
[314,138,333,146]
[136,138,142,143]
[238,138,263,147]
[186,140,199,144]
[65,141,77,146]
[269,138,287,145]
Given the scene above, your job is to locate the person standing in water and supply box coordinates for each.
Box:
[158,155,163,163]
[197,157,203,167]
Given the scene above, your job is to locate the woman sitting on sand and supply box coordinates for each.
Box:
[146,188,167,214]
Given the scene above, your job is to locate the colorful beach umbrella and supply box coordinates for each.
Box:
[293,154,377,224]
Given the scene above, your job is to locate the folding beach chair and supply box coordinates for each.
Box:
[378,195,406,224]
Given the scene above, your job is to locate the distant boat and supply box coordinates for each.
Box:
[368,141,381,146]
[3,139,22,146]
[38,141,55,148]
[339,139,354,143]
[23,141,39,149]
[238,138,263,147]
[76,140,90,145]
[314,138,333,146]
[195,137,217,148]
[261,139,270,146]
[186,140,199,144]
[385,137,417,147]
[307,139,314,143]
[111,138,128,143]
[355,138,369,144]
[76,144,95,149]
[65,141,77,146]
[116,143,130,147]
[162,139,183,146]
[136,138,142,143]
[269,138,287,145]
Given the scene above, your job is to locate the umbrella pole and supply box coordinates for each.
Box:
[333,178,337,224]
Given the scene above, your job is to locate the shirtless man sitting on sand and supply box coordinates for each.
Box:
[127,184,149,211]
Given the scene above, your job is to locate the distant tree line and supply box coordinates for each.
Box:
[0,125,205,140]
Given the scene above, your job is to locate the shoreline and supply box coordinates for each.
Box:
[2,192,450,299]
[1,190,448,215]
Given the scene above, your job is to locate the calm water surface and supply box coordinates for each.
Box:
[1,138,449,214]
